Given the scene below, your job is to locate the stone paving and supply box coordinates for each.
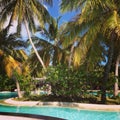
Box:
[5,98,39,106]
[0,115,40,120]
[4,98,120,111]
[0,98,120,120]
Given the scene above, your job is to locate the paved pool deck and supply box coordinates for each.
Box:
[0,98,119,120]
[0,115,40,120]
[4,98,120,111]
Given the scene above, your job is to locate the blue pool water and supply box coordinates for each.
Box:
[0,104,120,120]
[0,92,120,120]
[0,92,18,99]
[88,91,120,97]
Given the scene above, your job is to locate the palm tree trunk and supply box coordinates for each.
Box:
[101,39,114,104]
[114,53,120,97]
[24,19,46,70]
[53,47,58,66]
[68,43,74,68]
[53,38,59,66]
[16,79,22,98]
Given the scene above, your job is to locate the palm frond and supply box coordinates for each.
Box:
[60,0,84,13]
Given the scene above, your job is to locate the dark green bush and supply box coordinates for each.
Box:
[15,73,35,97]
[46,65,90,100]
[12,71,35,97]
[0,75,16,91]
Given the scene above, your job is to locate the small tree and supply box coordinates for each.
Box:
[46,65,90,100]
[0,74,16,91]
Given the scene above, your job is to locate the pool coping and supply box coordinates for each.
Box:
[4,98,120,112]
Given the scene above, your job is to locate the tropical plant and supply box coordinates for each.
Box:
[0,74,16,91]
[0,0,53,70]
[28,17,69,76]
[0,28,28,98]
[61,0,120,103]
[46,65,90,101]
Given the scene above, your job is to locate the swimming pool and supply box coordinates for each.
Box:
[0,104,119,120]
[0,92,18,99]
[0,92,120,120]
[88,91,120,97]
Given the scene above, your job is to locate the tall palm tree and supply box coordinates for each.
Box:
[61,0,120,103]
[0,28,26,56]
[28,17,68,76]
[0,28,28,98]
[0,0,53,70]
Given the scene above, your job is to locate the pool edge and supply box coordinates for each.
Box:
[0,112,65,120]
[3,98,120,112]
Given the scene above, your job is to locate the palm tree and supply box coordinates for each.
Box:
[0,28,28,98]
[61,0,120,103]
[28,17,68,76]
[60,20,95,68]
[0,0,53,70]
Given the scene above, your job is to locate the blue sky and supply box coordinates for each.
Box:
[16,0,78,39]
[46,0,78,25]
[7,0,78,38]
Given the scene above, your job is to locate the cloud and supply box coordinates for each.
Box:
[8,21,17,34]
[43,4,48,10]
[3,17,17,34]
[3,16,27,38]
[21,24,28,38]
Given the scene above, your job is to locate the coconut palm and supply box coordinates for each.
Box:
[28,17,68,76]
[0,28,28,98]
[0,0,53,70]
[61,0,120,103]
[0,28,26,55]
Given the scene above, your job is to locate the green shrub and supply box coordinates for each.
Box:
[0,75,16,91]
[17,74,35,97]
[13,71,35,97]
[46,65,90,100]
